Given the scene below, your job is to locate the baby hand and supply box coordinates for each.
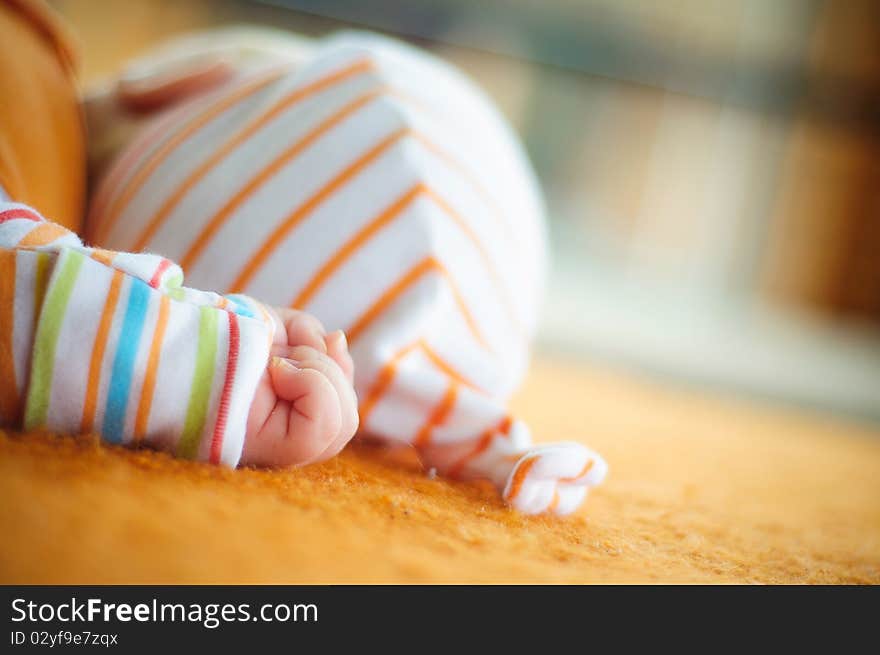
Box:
[241,307,358,467]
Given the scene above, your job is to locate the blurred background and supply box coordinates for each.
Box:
[52,0,880,421]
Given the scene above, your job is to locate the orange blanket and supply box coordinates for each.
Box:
[2,357,878,583]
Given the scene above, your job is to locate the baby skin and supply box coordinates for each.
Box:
[243,308,359,467]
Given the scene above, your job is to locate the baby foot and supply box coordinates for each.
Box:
[502,443,607,516]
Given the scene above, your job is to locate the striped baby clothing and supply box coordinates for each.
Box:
[86,31,607,515]
[0,201,273,467]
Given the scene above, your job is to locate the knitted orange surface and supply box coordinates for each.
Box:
[2,357,879,583]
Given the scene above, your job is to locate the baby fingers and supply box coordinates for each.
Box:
[264,357,343,466]
[271,307,327,353]
[267,345,358,463]
[324,330,354,383]
[282,345,358,450]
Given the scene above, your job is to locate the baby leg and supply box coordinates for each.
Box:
[353,336,607,516]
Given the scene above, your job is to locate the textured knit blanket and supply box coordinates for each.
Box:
[2,357,878,583]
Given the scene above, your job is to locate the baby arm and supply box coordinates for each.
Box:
[0,201,357,467]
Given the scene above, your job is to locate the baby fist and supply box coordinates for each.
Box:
[242,308,358,467]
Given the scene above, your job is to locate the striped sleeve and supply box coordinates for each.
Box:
[0,201,273,466]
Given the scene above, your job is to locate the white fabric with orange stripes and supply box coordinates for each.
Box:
[87,31,607,515]
[0,202,273,467]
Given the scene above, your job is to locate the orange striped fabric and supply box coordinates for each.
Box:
[348,256,489,350]
[413,381,458,447]
[0,201,275,469]
[19,222,69,247]
[230,127,411,293]
[130,61,373,253]
[80,269,124,433]
[291,184,421,309]
[358,340,419,424]
[133,294,170,440]
[418,340,485,394]
[92,69,288,246]
[180,88,385,271]
[505,456,539,502]
[447,415,512,479]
